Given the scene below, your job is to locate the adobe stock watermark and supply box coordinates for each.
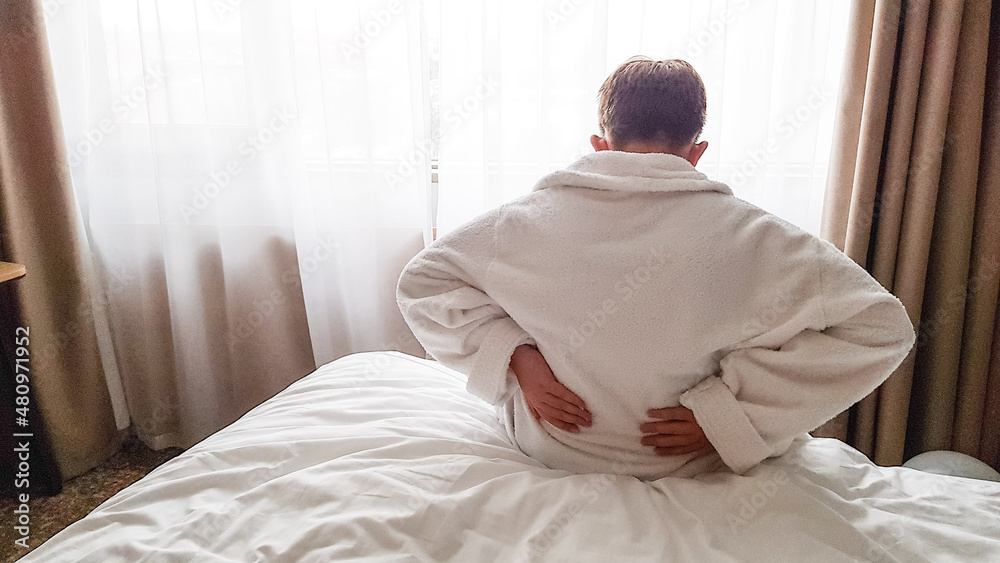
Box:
[353,330,424,386]
[40,0,73,19]
[545,0,591,29]
[861,475,950,563]
[562,244,671,350]
[3,0,78,55]
[133,393,182,440]
[341,0,407,64]
[188,443,299,547]
[915,254,1000,350]
[179,107,296,222]
[725,469,789,534]
[384,77,498,192]
[33,265,138,367]
[863,519,910,563]
[66,66,167,169]
[2,3,54,56]
[740,286,796,340]
[212,0,244,18]
[401,443,476,513]
[227,234,340,346]
[728,86,832,189]
[526,454,630,558]
[685,0,751,59]
[526,474,615,558]
[11,326,32,551]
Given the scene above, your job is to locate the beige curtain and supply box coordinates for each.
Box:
[815,0,1000,470]
[0,0,118,478]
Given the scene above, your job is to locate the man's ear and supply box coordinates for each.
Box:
[686,141,709,166]
[591,134,611,152]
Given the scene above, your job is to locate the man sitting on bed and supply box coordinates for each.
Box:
[396,57,915,480]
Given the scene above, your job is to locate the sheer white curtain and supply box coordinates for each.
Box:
[43,0,849,451]
[45,0,428,449]
[433,0,849,235]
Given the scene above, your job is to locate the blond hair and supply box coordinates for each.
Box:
[597,57,707,148]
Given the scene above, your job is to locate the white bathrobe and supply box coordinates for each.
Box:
[397,151,915,479]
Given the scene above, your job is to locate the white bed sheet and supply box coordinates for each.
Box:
[24,351,1000,562]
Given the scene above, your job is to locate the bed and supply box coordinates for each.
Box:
[23,351,1000,562]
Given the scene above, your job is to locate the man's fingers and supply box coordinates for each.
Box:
[647,407,695,421]
[536,402,589,429]
[545,380,590,416]
[654,443,706,456]
[696,443,716,456]
[538,412,580,433]
[641,433,701,449]
[538,394,591,426]
[640,406,713,456]
[639,420,698,435]
[549,420,580,433]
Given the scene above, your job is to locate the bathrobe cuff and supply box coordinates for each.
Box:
[679,376,772,474]
[466,317,536,405]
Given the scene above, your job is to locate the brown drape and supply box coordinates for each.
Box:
[0,0,119,478]
[815,0,1000,470]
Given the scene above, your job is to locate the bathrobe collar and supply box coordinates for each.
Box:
[532,151,733,196]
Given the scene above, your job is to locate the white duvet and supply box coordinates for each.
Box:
[24,352,1000,562]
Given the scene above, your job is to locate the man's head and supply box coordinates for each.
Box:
[590,57,709,166]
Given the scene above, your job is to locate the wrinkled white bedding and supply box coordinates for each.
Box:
[24,352,1000,562]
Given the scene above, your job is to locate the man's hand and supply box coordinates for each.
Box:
[510,345,592,433]
[640,407,715,456]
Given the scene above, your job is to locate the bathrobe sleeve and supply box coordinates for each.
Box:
[397,210,535,405]
[679,235,915,475]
